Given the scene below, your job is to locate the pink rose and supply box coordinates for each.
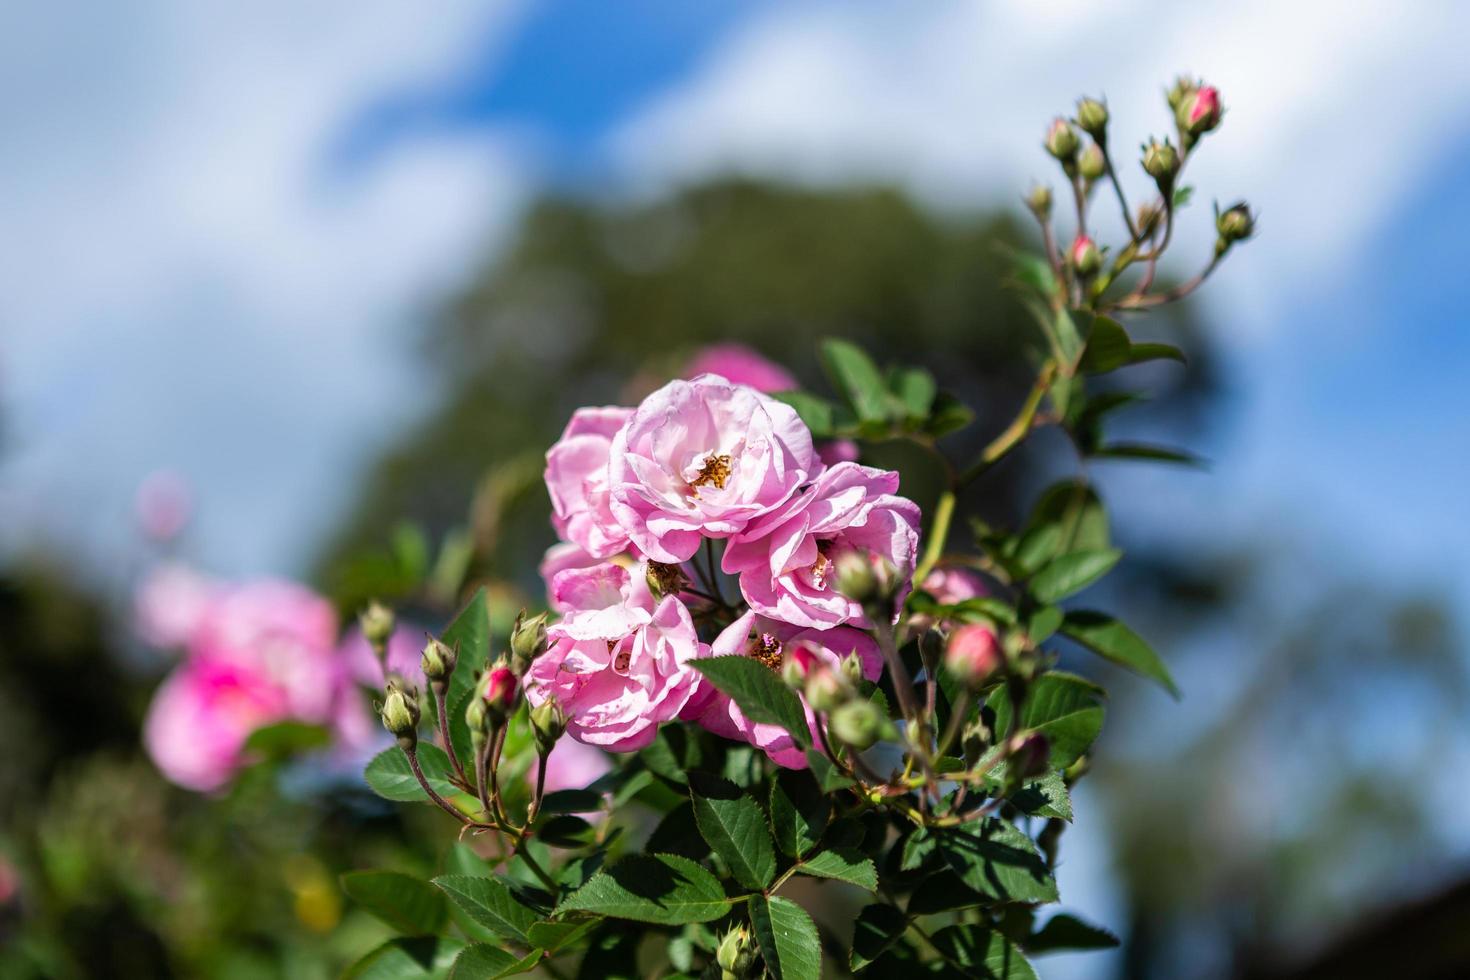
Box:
[539,542,604,611]
[1183,85,1222,134]
[608,375,820,563]
[922,566,988,605]
[545,406,634,559]
[690,612,883,768]
[135,562,219,649]
[550,562,655,641]
[722,463,921,629]
[144,657,291,792]
[684,344,796,393]
[526,576,704,751]
[541,738,612,796]
[134,469,193,542]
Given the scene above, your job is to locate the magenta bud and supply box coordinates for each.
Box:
[1010,732,1051,779]
[945,624,1002,688]
[1178,85,1222,137]
[483,663,518,720]
[781,645,819,689]
[1069,235,1101,276]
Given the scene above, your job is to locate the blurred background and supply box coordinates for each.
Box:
[3,2,1469,978]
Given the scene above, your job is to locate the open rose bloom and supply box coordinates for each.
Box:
[535,369,921,768]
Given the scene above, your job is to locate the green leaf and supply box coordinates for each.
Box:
[688,772,776,890]
[525,918,597,953]
[1029,548,1122,603]
[448,945,539,980]
[436,588,491,765]
[748,895,822,980]
[432,874,539,945]
[821,338,893,423]
[930,925,1038,979]
[1127,342,1186,366]
[888,366,937,422]
[535,815,596,848]
[1173,184,1194,208]
[1027,605,1063,645]
[769,769,829,859]
[1001,770,1074,822]
[540,789,604,814]
[1051,308,1085,365]
[344,937,466,980]
[1061,610,1179,697]
[641,725,704,782]
[1078,316,1133,374]
[796,848,877,891]
[364,744,461,804]
[1024,913,1120,954]
[924,391,976,437]
[770,390,839,439]
[851,903,907,972]
[1027,481,1110,555]
[1090,442,1204,466]
[930,819,1058,904]
[341,871,447,936]
[986,672,1105,770]
[575,924,641,979]
[646,802,711,861]
[243,720,329,758]
[557,854,731,925]
[805,749,855,792]
[1001,246,1059,298]
[691,657,811,747]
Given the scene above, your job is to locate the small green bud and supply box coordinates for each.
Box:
[1069,235,1101,277]
[1075,97,1108,140]
[420,637,458,686]
[1044,118,1080,161]
[829,699,884,751]
[359,601,395,651]
[1141,138,1180,187]
[833,550,877,606]
[1166,75,1198,113]
[1024,184,1053,221]
[1078,143,1106,181]
[530,697,567,757]
[1216,201,1254,246]
[804,668,850,714]
[464,694,490,749]
[509,611,549,675]
[380,681,420,749]
[839,649,865,686]
[716,925,756,977]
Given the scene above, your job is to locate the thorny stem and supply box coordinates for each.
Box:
[404,744,494,830]
[433,685,468,786]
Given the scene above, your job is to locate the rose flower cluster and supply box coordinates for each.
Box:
[530,372,922,767]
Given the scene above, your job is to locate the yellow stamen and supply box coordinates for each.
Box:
[751,633,783,672]
[690,453,732,491]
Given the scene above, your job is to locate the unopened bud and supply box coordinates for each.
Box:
[1141,139,1180,187]
[1137,200,1164,237]
[945,624,1002,689]
[716,925,756,977]
[839,650,865,686]
[1216,201,1254,246]
[1075,97,1108,140]
[530,697,566,756]
[420,637,457,685]
[804,668,850,714]
[781,644,818,689]
[509,611,549,675]
[359,602,395,651]
[464,694,490,748]
[380,681,420,749]
[1069,235,1101,276]
[1044,118,1079,162]
[1078,143,1106,181]
[833,550,878,606]
[829,700,884,751]
[1025,184,1053,221]
[1008,732,1051,779]
[482,662,518,723]
[644,561,688,600]
[1166,75,1198,113]
[1177,84,1221,138]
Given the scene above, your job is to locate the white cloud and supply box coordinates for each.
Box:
[0,1,532,578]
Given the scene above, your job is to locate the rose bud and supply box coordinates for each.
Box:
[464,695,490,748]
[380,680,420,749]
[945,623,1002,689]
[716,925,757,978]
[482,661,518,724]
[1078,143,1106,181]
[780,643,818,690]
[1141,139,1180,187]
[420,636,457,686]
[1069,235,1101,276]
[530,696,567,756]
[829,699,884,751]
[1009,732,1051,779]
[509,610,549,675]
[1166,75,1198,113]
[833,550,878,605]
[839,649,865,686]
[1178,84,1222,138]
[1044,118,1080,162]
[1075,96,1108,140]
[1216,201,1255,245]
[1137,200,1164,237]
[804,667,850,714]
[359,601,395,655]
[1025,184,1053,221]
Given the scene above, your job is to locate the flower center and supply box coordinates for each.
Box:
[809,552,831,589]
[750,632,783,672]
[689,453,732,492]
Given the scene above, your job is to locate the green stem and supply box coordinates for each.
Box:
[913,490,955,586]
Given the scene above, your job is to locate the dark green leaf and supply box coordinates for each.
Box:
[1061,610,1179,697]
[575,924,641,980]
[540,789,604,814]
[364,745,461,804]
[797,848,876,891]
[851,903,907,972]
[925,391,976,437]
[646,802,711,862]
[344,937,465,980]
[986,672,1105,770]
[432,874,539,945]
[932,819,1058,904]
[692,657,811,747]
[341,871,447,936]
[821,338,894,423]
[769,770,829,859]
[888,366,937,422]
[1029,549,1122,603]
[557,854,731,925]
[1027,606,1063,645]
[536,815,596,848]
[1078,316,1133,374]
[1090,442,1204,466]
[432,588,490,766]
[804,749,855,792]
[1024,913,1120,954]
[448,944,539,980]
[770,390,838,439]
[1001,770,1074,822]
[1027,481,1110,555]
[687,772,776,890]
[748,895,821,980]
[930,925,1038,979]
[525,918,597,953]
[1127,342,1186,366]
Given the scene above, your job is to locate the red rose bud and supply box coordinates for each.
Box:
[1069,235,1101,276]
[781,644,819,689]
[1075,97,1108,140]
[1178,85,1222,137]
[483,663,518,721]
[1044,118,1080,161]
[1078,143,1106,181]
[1009,732,1051,779]
[945,624,1002,688]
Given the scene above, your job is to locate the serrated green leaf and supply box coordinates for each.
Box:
[986,672,1105,770]
[932,819,1057,904]
[447,944,539,980]
[748,895,821,980]
[797,848,877,891]
[364,745,462,804]
[821,338,894,423]
[432,874,539,945]
[1024,913,1120,954]
[435,588,491,766]
[525,918,597,953]
[692,657,811,747]
[688,772,776,890]
[535,815,595,848]
[1029,549,1122,603]
[344,937,465,980]
[851,903,907,971]
[930,925,1038,979]
[804,749,855,792]
[769,770,829,859]
[557,854,731,925]
[1002,770,1074,821]
[341,871,447,936]
[1061,610,1179,697]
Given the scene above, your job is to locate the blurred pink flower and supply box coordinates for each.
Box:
[134,469,193,542]
[539,542,604,611]
[341,624,426,689]
[817,439,861,466]
[135,562,219,649]
[922,566,987,605]
[541,737,612,796]
[608,375,819,563]
[684,343,796,393]
[545,406,634,559]
[723,462,921,629]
